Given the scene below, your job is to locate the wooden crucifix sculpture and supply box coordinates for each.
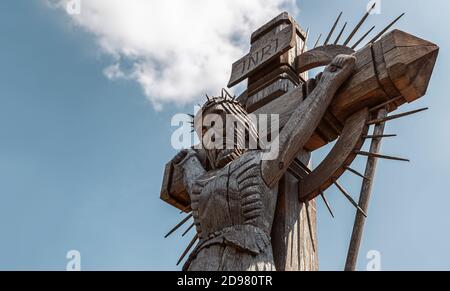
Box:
[160,9,438,271]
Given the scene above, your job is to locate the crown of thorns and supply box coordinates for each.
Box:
[188,88,246,132]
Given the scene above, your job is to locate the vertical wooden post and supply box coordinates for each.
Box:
[271,151,318,271]
[345,108,387,271]
[235,13,317,271]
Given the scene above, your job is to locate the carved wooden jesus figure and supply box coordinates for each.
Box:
[171,54,356,271]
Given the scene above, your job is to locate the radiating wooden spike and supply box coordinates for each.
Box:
[355,151,410,162]
[222,88,234,100]
[364,134,397,139]
[298,159,335,218]
[345,166,371,181]
[165,213,193,238]
[334,22,347,45]
[304,201,316,252]
[367,107,428,125]
[351,25,375,49]
[302,28,310,53]
[334,181,367,217]
[313,33,322,49]
[182,223,195,237]
[205,94,211,102]
[176,234,198,266]
[369,96,403,112]
[368,13,405,44]
[324,11,343,46]
[296,159,312,174]
[343,3,376,46]
[320,192,335,218]
[188,114,194,119]
[287,168,302,180]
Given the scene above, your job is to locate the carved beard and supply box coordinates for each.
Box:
[205,134,246,169]
[207,148,246,169]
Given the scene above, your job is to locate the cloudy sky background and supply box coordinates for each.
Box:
[0,0,449,270]
[48,0,299,110]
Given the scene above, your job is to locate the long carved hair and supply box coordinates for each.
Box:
[193,89,260,169]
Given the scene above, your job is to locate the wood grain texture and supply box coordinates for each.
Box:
[296,45,355,73]
[262,54,357,189]
[160,161,191,211]
[251,12,292,43]
[298,108,369,201]
[228,24,296,87]
[272,152,318,271]
[254,29,439,151]
[245,13,316,272]
[160,10,439,272]
[160,149,208,212]
[247,65,300,96]
[247,78,297,113]
[331,30,439,122]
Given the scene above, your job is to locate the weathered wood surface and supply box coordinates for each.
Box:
[162,45,356,273]
[162,150,319,271]
[160,161,191,210]
[331,30,438,122]
[160,149,208,213]
[230,12,307,103]
[256,29,439,151]
[160,10,440,272]
[180,150,278,271]
[253,83,340,152]
[272,166,318,271]
[250,12,305,44]
[262,54,357,188]
[162,13,307,214]
[162,28,439,210]
[247,78,297,113]
[228,24,296,87]
[296,45,355,73]
[298,108,369,201]
[244,12,315,272]
[247,65,299,95]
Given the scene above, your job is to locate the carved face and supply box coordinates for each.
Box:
[194,98,259,169]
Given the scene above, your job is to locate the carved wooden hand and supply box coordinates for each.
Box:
[262,54,356,188]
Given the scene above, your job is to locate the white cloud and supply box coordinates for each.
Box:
[103,63,126,80]
[48,0,298,110]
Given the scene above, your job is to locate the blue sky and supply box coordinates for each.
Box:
[0,0,449,270]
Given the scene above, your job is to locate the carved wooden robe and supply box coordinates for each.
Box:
[179,150,277,271]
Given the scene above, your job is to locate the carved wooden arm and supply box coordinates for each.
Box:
[261,54,356,188]
[174,149,206,195]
